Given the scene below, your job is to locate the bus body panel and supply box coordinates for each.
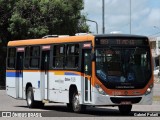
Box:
[23,71,41,100]
[6,70,23,99]
[6,71,86,104]
[6,70,153,105]
[48,71,83,103]
[6,76,16,98]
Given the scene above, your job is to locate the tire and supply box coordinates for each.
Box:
[71,92,86,112]
[26,87,44,108]
[67,103,72,111]
[118,105,132,115]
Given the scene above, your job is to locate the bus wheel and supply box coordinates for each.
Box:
[118,105,132,115]
[71,92,86,112]
[67,103,72,111]
[26,87,36,108]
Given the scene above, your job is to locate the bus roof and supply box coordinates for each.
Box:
[8,35,94,47]
[8,34,148,47]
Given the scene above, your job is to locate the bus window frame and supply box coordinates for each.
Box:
[30,46,40,69]
[24,45,41,70]
[65,43,80,69]
[6,47,16,70]
[51,43,81,71]
[52,44,65,69]
[24,46,30,69]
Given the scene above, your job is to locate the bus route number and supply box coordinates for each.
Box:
[100,39,108,45]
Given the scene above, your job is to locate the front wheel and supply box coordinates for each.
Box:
[118,105,132,115]
[71,92,86,112]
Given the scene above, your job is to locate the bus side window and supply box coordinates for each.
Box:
[7,47,16,69]
[53,45,65,68]
[30,46,40,68]
[66,44,79,69]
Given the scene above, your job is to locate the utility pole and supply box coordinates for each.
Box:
[102,0,105,34]
[130,0,132,34]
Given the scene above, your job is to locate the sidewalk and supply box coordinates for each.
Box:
[153,75,160,104]
[154,75,160,84]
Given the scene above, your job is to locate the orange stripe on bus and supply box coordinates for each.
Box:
[8,36,94,46]
[6,70,41,72]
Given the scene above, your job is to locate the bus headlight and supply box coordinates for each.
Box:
[145,84,153,95]
[95,84,107,95]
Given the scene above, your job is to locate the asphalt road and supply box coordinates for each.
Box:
[0,83,160,119]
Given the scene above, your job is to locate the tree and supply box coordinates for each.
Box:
[7,0,89,40]
[0,0,15,44]
[0,0,15,88]
[0,0,89,88]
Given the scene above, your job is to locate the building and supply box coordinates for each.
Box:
[149,37,160,69]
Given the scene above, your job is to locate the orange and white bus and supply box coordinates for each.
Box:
[6,34,153,114]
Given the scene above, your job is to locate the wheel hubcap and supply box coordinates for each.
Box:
[27,91,32,105]
[73,94,80,110]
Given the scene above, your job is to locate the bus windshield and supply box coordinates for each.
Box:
[95,46,152,89]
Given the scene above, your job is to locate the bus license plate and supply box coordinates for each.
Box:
[120,101,131,105]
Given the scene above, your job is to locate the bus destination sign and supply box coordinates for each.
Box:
[95,38,148,46]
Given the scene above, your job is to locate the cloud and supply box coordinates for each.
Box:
[83,0,101,16]
[83,0,160,36]
[145,8,160,27]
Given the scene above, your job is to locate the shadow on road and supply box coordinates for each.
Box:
[15,105,160,117]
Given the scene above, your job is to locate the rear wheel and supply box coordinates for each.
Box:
[26,87,44,108]
[118,105,132,115]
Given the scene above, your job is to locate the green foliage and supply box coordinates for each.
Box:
[0,0,89,87]
[0,0,89,41]
[0,0,15,44]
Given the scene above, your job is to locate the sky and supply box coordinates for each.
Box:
[82,0,160,37]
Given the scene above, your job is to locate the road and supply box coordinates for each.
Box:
[0,83,160,119]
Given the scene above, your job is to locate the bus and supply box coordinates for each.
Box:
[6,34,153,114]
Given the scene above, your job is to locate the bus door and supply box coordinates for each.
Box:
[16,48,24,98]
[82,43,92,103]
[41,45,50,100]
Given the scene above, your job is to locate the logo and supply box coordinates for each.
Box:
[65,78,70,81]
[1,112,42,117]
[2,112,11,117]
